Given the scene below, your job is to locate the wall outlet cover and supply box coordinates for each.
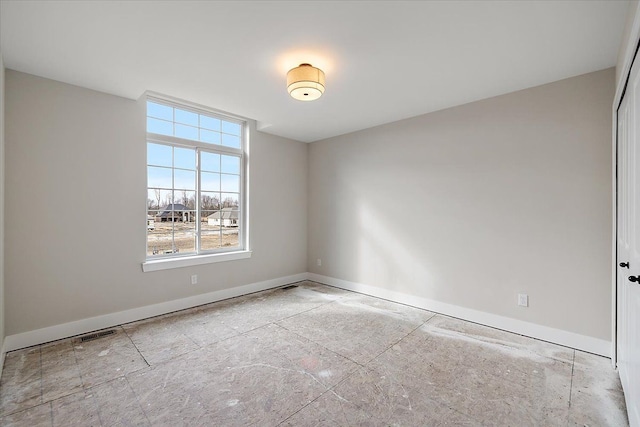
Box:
[518,294,529,307]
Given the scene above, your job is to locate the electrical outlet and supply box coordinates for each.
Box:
[518,293,528,307]
[191,274,198,285]
[317,258,322,267]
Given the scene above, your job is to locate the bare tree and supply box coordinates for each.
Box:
[154,189,161,210]
[201,194,221,211]
[222,197,238,208]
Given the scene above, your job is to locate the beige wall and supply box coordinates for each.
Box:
[308,68,615,341]
[4,70,308,335]
[1,67,616,343]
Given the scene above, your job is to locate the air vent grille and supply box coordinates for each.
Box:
[79,329,116,343]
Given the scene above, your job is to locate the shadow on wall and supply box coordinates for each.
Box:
[326,145,533,309]
[323,157,440,296]
[356,200,435,294]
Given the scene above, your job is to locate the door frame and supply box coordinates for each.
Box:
[613,1,640,368]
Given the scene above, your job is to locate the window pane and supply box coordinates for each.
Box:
[200,115,221,131]
[174,190,195,209]
[147,189,156,211]
[222,213,240,248]
[175,124,198,141]
[147,102,173,121]
[174,147,196,170]
[221,193,239,208]
[201,230,222,251]
[202,209,222,251]
[148,166,172,188]
[201,210,218,236]
[158,190,174,210]
[201,152,221,172]
[222,121,241,136]
[221,134,241,149]
[201,192,220,210]
[202,209,215,228]
[173,229,196,254]
[148,189,172,212]
[175,108,198,126]
[201,172,220,192]
[148,212,175,255]
[147,117,173,136]
[147,143,172,167]
[157,202,193,224]
[221,174,240,193]
[147,228,175,256]
[221,155,240,174]
[174,170,196,190]
[200,129,221,145]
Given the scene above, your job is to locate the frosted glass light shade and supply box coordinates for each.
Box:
[286,63,325,101]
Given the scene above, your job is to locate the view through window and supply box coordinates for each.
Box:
[146,98,245,258]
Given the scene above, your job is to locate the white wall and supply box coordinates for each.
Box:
[4,71,308,335]
[308,68,614,342]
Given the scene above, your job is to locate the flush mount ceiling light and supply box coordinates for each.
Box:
[287,63,325,101]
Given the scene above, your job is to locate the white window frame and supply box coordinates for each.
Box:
[142,94,250,272]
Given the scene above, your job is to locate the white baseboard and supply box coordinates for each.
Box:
[2,271,611,358]
[3,272,308,353]
[308,273,611,357]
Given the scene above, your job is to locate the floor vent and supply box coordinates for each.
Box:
[282,285,298,290]
[79,329,116,343]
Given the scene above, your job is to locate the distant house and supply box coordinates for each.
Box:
[156,203,193,222]
[207,208,239,227]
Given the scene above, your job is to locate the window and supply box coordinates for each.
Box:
[146,97,245,260]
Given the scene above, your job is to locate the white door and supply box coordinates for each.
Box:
[618,52,640,427]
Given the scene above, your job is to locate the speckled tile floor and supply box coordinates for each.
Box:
[0,281,629,426]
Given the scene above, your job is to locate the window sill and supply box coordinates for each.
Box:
[142,250,252,272]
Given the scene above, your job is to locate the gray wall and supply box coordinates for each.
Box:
[4,70,308,335]
[308,68,614,341]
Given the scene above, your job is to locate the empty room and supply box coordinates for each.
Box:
[0,0,638,426]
